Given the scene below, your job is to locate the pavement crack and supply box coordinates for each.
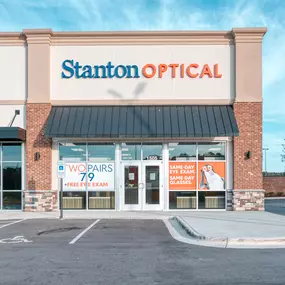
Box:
[37,227,82,235]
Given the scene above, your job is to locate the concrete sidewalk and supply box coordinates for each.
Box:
[0,210,173,220]
[173,211,285,248]
[177,211,285,238]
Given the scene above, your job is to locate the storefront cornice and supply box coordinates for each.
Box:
[23,29,53,45]
[0,32,26,46]
[0,29,235,45]
[232,27,267,43]
[51,30,234,45]
[0,28,267,46]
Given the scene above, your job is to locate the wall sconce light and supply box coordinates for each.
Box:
[8,109,21,127]
[245,151,251,160]
[35,152,40,161]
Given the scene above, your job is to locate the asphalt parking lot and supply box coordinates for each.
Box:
[0,219,285,285]
[265,199,285,216]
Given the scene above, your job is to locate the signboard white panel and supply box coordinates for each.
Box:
[0,46,26,101]
[51,45,234,101]
[0,105,25,128]
[63,162,115,191]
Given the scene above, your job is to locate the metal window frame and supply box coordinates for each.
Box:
[56,138,230,212]
[166,140,228,211]
[58,142,117,211]
[0,142,23,211]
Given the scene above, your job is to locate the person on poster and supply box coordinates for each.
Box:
[199,164,224,190]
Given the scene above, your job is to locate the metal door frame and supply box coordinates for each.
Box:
[120,160,163,211]
[141,160,163,211]
[121,161,142,211]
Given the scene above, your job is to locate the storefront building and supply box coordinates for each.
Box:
[0,28,266,211]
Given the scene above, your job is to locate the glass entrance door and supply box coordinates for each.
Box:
[123,162,142,210]
[142,161,163,210]
[122,161,163,211]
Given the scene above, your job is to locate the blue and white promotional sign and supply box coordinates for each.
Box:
[57,161,66,179]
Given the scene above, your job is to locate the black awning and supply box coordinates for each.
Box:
[45,105,239,139]
[0,127,26,141]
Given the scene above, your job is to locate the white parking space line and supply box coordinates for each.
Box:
[0,219,26,229]
[69,219,101,245]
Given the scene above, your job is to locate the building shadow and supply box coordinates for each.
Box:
[107,81,157,136]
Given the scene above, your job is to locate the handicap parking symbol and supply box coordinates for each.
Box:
[0,236,33,244]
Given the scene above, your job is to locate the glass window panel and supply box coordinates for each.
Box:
[3,162,21,190]
[121,143,141,160]
[62,192,86,209]
[59,143,86,161]
[169,191,196,209]
[2,144,21,161]
[3,192,22,210]
[88,191,115,209]
[145,165,159,204]
[142,144,162,160]
[169,143,196,161]
[124,166,139,204]
[198,142,225,160]
[87,143,115,162]
[198,161,226,190]
[198,191,225,209]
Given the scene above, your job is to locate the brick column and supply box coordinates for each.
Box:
[25,103,57,211]
[23,29,57,211]
[232,28,267,211]
[26,103,52,190]
[233,102,264,210]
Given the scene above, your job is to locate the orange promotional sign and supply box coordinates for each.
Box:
[198,162,226,190]
[169,162,196,190]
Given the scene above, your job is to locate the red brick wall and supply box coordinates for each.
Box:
[263,177,285,194]
[233,102,263,189]
[26,103,52,190]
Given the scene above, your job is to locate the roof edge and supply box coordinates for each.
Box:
[0,27,267,46]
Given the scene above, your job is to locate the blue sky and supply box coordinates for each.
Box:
[0,0,284,172]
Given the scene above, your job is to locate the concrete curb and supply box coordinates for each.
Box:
[163,218,228,249]
[228,238,285,245]
[174,216,207,240]
[174,215,285,247]
[0,212,174,220]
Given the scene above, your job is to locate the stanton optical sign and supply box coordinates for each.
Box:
[61,60,223,79]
